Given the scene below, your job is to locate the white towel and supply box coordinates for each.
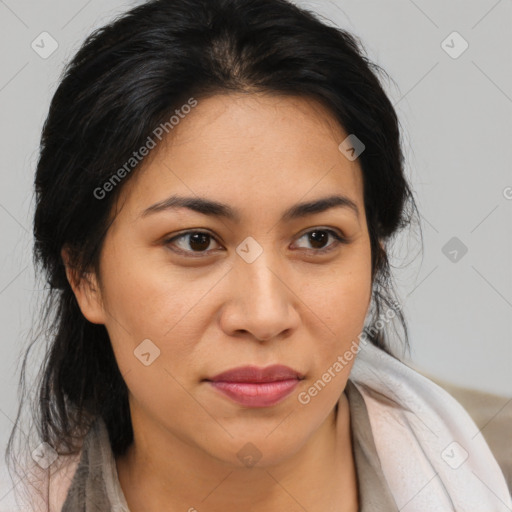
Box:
[350,340,512,512]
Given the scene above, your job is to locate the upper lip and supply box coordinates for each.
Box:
[207,364,305,383]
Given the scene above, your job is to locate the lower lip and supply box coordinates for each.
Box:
[207,379,300,407]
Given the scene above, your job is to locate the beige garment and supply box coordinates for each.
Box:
[345,380,398,511]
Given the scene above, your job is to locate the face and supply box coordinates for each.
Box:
[66,92,373,468]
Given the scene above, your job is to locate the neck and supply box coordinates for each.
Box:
[116,392,358,512]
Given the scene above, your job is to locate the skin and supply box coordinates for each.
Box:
[63,92,374,512]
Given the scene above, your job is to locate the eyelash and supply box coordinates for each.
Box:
[163,228,348,258]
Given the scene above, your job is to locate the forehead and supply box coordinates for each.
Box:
[114,93,365,223]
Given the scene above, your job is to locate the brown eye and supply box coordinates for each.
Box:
[165,231,221,256]
[293,228,347,253]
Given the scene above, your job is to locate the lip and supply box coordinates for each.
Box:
[208,364,304,383]
[205,365,304,408]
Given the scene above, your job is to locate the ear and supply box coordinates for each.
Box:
[61,246,106,324]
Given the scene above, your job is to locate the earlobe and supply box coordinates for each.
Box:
[60,246,106,325]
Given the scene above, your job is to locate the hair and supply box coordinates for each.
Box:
[6,0,422,503]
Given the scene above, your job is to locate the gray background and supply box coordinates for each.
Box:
[0,0,511,507]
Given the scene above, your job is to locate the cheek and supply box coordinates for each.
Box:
[302,255,372,371]
[97,252,220,397]
[307,254,372,329]
[99,247,205,339]
[98,264,204,419]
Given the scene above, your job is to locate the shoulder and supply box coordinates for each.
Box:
[9,423,99,512]
[9,450,82,512]
[49,452,82,511]
[427,375,512,495]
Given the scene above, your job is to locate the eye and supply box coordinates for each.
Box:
[164,227,348,258]
[164,231,222,257]
[292,228,348,254]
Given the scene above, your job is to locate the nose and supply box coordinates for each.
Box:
[218,248,300,342]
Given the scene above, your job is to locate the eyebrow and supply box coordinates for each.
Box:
[140,194,360,223]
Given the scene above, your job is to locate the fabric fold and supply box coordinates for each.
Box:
[350,340,512,511]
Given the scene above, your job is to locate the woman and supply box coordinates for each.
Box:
[6,0,511,510]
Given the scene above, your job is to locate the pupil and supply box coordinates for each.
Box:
[190,233,210,251]
[309,230,327,249]
[187,231,329,252]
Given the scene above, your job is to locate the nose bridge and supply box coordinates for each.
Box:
[225,237,297,340]
[237,240,286,307]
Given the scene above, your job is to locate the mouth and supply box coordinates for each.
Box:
[204,364,305,408]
